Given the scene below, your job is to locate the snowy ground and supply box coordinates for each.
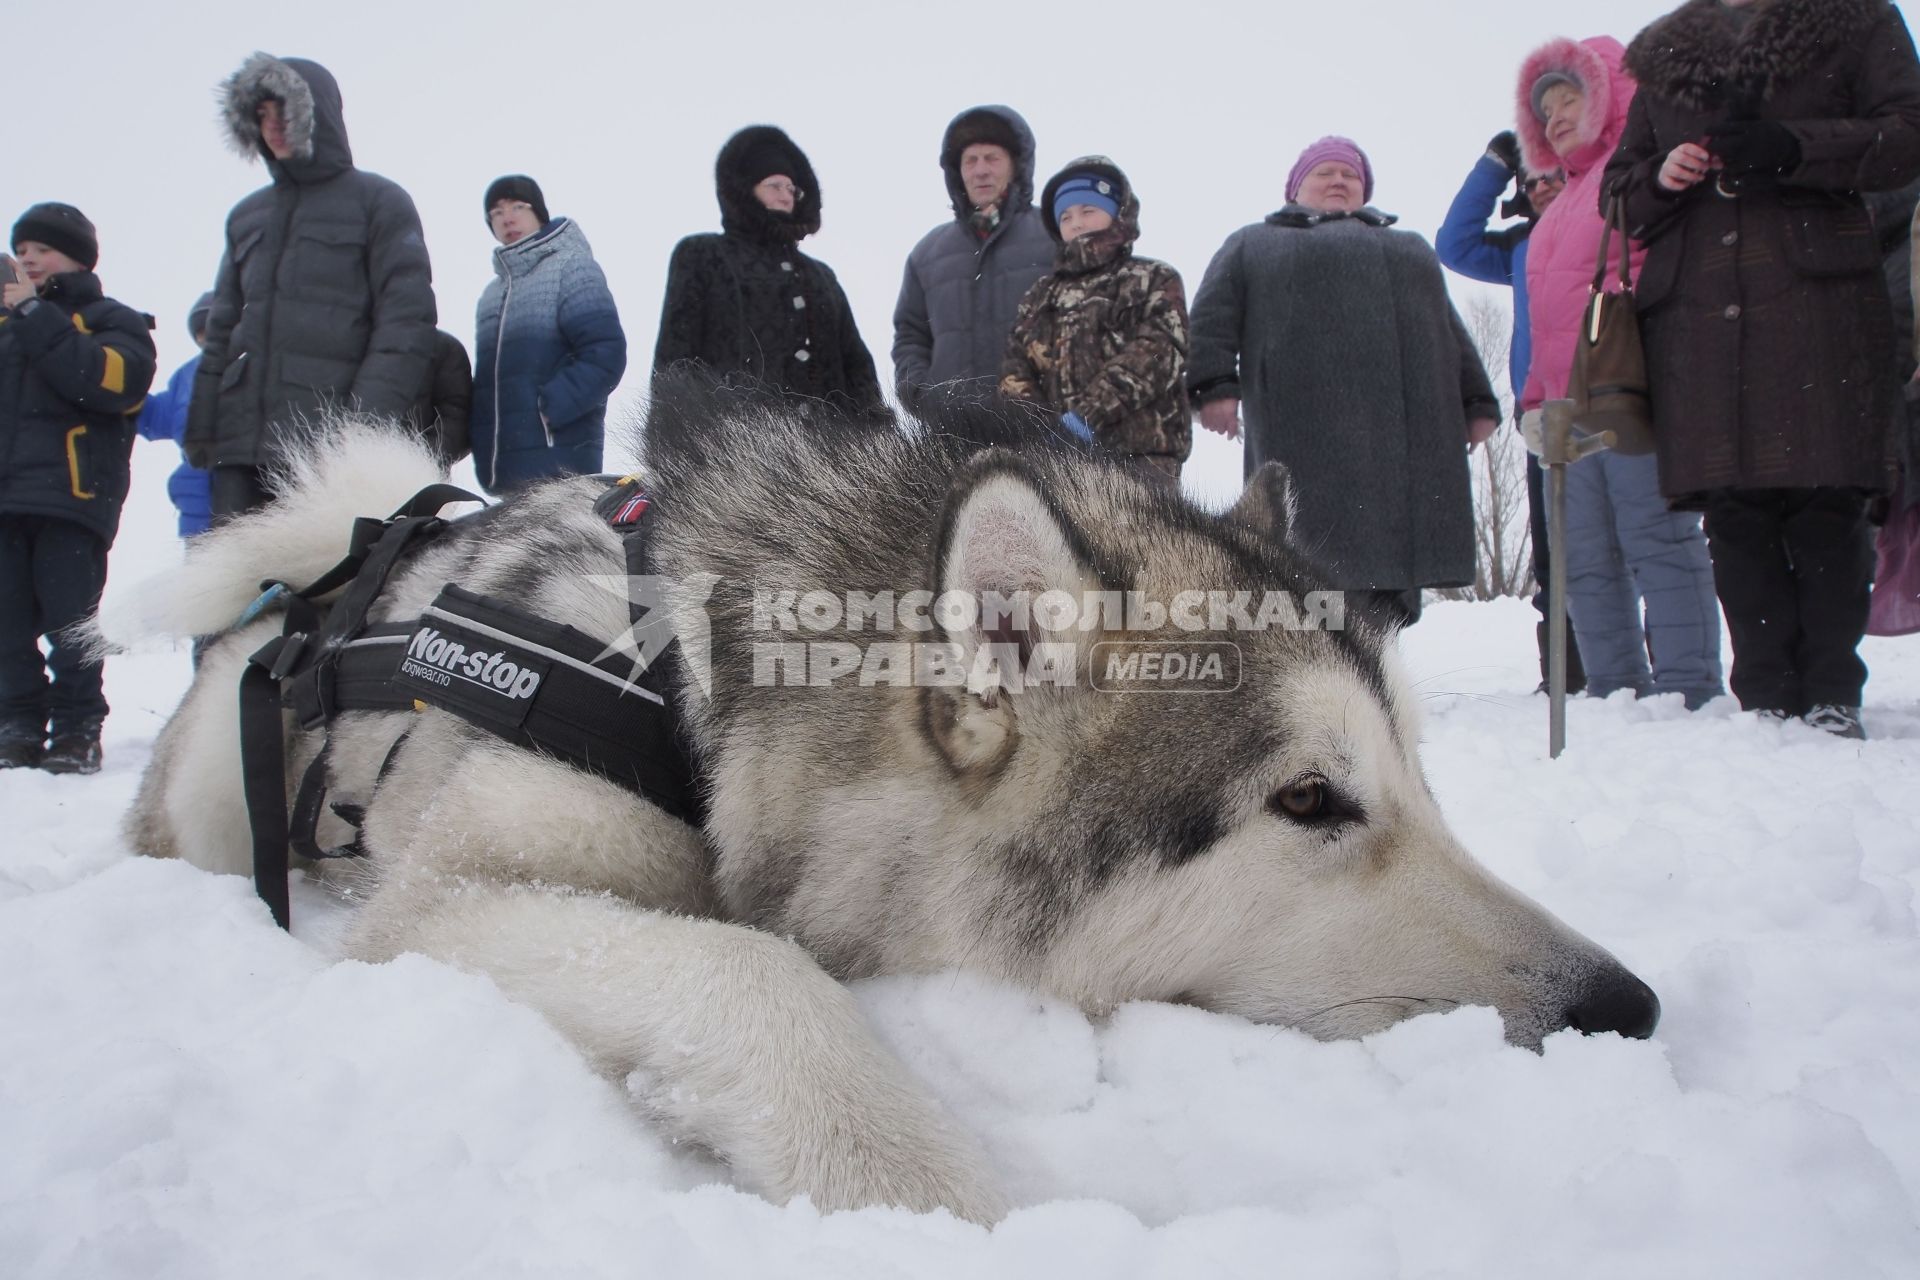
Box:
[4,434,1920,1278]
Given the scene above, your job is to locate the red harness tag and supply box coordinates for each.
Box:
[609,490,650,528]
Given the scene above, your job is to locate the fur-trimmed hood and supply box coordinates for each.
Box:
[1515,36,1634,178]
[218,52,352,185]
[1626,0,1888,109]
[939,105,1038,220]
[715,125,821,245]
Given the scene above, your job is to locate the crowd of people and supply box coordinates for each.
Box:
[4,0,1920,774]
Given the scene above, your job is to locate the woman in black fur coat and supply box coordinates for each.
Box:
[653,126,887,421]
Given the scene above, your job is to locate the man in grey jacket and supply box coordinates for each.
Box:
[891,106,1054,412]
[188,52,438,517]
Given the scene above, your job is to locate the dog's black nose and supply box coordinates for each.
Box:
[1565,969,1661,1039]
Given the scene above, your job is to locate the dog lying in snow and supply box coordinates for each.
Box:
[106,385,1658,1221]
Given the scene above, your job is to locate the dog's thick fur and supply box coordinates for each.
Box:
[108,387,1658,1221]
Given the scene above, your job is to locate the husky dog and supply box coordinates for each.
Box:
[108,384,1658,1222]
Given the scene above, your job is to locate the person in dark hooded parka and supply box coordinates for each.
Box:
[188,52,438,518]
[892,106,1056,411]
[653,126,885,421]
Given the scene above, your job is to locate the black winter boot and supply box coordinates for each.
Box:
[0,721,43,769]
[1803,704,1867,741]
[40,719,103,775]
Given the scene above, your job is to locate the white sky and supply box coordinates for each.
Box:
[18,0,1918,437]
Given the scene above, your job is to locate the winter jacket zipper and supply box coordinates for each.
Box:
[257,189,300,464]
[972,217,1011,284]
[489,265,515,485]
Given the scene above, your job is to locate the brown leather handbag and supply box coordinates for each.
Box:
[1567,196,1655,455]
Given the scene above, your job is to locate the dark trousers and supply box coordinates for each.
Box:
[0,514,111,731]
[1527,454,1586,688]
[1527,454,1552,612]
[1703,487,1873,714]
[210,464,272,521]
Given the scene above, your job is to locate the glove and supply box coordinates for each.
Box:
[1520,408,1545,458]
[1060,410,1094,443]
[1485,130,1521,174]
[1706,119,1801,177]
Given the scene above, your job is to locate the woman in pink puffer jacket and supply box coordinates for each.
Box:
[1518,35,1723,708]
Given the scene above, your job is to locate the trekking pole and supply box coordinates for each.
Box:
[1542,399,1614,759]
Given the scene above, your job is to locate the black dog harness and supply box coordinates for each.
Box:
[238,478,705,929]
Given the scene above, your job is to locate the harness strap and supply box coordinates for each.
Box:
[394,584,706,822]
[288,727,412,863]
[240,477,710,932]
[241,485,481,931]
[287,751,337,863]
[278,484,484,612]
[240,659,294,930]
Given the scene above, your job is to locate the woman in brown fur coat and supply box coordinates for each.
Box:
[1604,0,1920,737]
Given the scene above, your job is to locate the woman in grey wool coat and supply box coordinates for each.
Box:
[1188,137,1500,626]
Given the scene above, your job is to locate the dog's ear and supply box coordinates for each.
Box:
[921,454,1103,775]
[1230,461,1296,545]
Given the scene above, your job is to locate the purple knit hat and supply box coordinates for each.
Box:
[1284,136,1374,203]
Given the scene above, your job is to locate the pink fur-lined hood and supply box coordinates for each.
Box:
[1514,36,1635,177]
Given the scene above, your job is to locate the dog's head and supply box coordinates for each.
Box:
[919,449,1657,1050]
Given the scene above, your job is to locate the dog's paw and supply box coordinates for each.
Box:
[773,1109,1009,1224]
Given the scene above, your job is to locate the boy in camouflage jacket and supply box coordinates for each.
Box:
[1000,157,1190,486]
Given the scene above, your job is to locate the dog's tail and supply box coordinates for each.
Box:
[89,416,453,651]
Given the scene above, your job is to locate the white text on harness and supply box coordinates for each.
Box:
[403,626,543,700]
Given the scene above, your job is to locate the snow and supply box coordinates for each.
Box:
[5,437,1920,1277]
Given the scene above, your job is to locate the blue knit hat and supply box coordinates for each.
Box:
[1051,174,1120,224]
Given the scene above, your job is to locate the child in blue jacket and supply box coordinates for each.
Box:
[1,204,157,772]
[133,293,214,538]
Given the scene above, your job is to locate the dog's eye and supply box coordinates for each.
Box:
[1270,776,1328,822]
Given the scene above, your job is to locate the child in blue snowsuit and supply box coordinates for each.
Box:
[133,292,213,538]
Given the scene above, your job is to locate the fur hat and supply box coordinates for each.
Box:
[715,125,822,242]
[941,109,1022,169]
[1284,137,1375,204]
[11,202,98,270]
[484,174,549,226]
[733,136,802,189]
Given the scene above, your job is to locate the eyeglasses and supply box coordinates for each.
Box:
[756,178,803,199]
[1524,174,1564,193]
